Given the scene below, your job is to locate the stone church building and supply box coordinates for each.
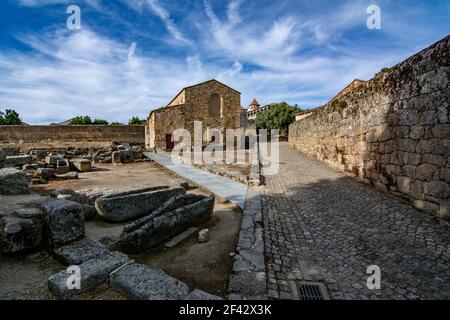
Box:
[145,79,241,151]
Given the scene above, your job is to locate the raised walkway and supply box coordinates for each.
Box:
[144,152,248,210]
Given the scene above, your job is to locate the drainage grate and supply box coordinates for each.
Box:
[297,283,325,300]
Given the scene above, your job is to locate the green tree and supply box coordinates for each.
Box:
[255,102,301,134]
[92,119,109,125]
[70,116,92,125]
[128,116,145,125]
[0,109,22,125]
[111,121,124,126]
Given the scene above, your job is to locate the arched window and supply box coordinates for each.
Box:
[208,93,222,118]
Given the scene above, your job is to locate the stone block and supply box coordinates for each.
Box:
[34,198,85,248]
[112,151,122,165]
[45,156,62,166]
[51,238,111,266]
[397,176,411,195]
[95,186,185,222]
[5,155,31,167]
[56,159,70,175]
[34,168,56,180]
[0,168,29,195]
[56,172,78,180]
[72,159,91,172]
[185,289,223,300]
[416,164,437,182]
[120,194,214,253]
[413,200,439,213]
[48,252,129,300]
[0,215,43,254]
[110,263,189,300]
[424,181,449,199]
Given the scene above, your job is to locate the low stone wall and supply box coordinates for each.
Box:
[289,35,450,219]
[0,125,145,151]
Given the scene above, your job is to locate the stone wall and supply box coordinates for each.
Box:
[0,125,145,151]
[289,35,450,220]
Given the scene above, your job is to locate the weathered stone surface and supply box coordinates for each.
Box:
[48,251,129,299]
[56,172,78,180]
[51,238,111,266]
[34,198,85,248]
[110,263,189,300]
[45,156,62,165]
[0,215,43,253]
[121,194,214,253]
[397,176,411,195]
[0,168,29,195]
[34,168,56,180]
[423,181,449,198]
[112,151,122,165]
[5,155,31,167]
[95,186,185,222]
[56,159,70,175]
[229,272,267,300]
[72,159,91,172]
[185,289,223,300]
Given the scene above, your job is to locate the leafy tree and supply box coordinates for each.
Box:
[111,121,124,126]
[255,102,301,134]
[128,116,145,125]
[0,109,22,125]
[70,116,92,125]
[92,119,109,125]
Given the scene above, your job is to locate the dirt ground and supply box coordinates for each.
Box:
[0,162,241,299]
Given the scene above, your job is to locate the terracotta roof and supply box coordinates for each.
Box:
[249,98,260,107]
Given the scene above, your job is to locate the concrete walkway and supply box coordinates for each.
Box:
[144,152,248,209]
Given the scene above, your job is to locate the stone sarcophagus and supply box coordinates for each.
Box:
[95,186,186,222]
[120,193,215,253]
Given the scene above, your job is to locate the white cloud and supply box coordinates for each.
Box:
[145,0,193,46]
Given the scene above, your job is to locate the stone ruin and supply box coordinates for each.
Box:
[0,168,220,300]
[0,144,146,185]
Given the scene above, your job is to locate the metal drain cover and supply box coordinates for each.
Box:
[296,283,326,300]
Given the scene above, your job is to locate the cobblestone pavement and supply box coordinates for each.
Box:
[262,143,450,300]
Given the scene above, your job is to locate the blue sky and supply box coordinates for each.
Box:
[0,0,449,124]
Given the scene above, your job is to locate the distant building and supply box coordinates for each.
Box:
[246,99,277,120]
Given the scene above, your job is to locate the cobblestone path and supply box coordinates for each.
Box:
[262,143,450,300]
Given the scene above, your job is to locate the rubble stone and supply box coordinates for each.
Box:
[0,215,43,253]
[34,198,85,248]
[34,168,56,180]
[0,168,29,195]
[72,159,92,172]
[185,289,223,300]
[110,263,190,300]
[5,155,31,167]
[95,186,185,222]
[51,238,112,266]
[198,229,209,243]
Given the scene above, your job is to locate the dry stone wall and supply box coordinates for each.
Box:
[289,35,450,220]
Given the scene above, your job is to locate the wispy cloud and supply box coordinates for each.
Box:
[2,0,449,124]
